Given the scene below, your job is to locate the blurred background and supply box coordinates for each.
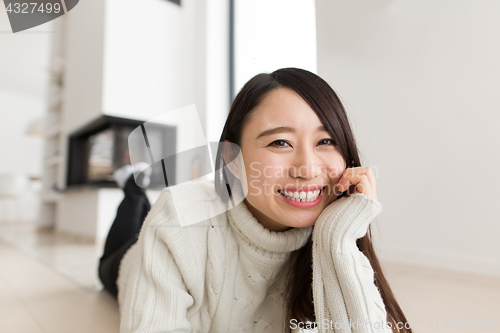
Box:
[0,0,499,332]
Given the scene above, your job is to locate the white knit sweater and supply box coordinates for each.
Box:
[117,180,391,333]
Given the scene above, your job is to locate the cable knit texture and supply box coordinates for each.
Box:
[116,180,391,332]
[312,192,391,332]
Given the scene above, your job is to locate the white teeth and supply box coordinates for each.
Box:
[281,189,322,202]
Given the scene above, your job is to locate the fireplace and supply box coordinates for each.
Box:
[66,115,176,189]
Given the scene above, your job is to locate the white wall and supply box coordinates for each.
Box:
[0,12,52,97]
[0,8,52,223]
[102,0,229,182]
[0,9,52,177]
[0,92,44,175]
[58,188,99,238]
[233,0,317,95]
[101,0,193,119]
[205,0,230,144]
[63,0,105,134]
[316,0,500,277]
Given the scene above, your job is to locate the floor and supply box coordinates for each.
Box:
[0,224,119,333]
[0,223,499,333]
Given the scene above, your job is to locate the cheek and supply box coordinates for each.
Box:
[245,152,287,204]
[242,152,282,197]
[322,153,346,181]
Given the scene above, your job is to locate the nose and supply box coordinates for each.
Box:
[288,146,321,180]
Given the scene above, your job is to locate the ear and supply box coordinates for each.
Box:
[222,140,241,180]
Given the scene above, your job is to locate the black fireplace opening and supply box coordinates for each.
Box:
[66,115,176,189]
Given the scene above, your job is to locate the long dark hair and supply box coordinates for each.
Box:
[214,68,412,333]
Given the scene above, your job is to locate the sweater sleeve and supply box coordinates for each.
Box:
[117,193,195,333]
[311,193,392,333]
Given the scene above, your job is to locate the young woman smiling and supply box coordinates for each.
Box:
[101,68,412,332]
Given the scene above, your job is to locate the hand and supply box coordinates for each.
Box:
[336,167,378,201]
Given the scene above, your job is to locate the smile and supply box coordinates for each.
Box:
[279,189,321,202]
[277,186,325,208]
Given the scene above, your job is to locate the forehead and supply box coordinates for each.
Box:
[245,87,323,132]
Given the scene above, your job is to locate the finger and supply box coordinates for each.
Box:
[364,167,377,192]
[336,177,351,193]
[337,167,365,192]
[337,168,375,197]
[344,184,357,197]
[354,176,372,197]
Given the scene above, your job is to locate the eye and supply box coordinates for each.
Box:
[317,138,335,146]
[268,140,292,148]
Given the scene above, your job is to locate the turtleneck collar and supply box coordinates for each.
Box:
[226,180,312,254]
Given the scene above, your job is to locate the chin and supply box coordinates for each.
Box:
[292,222,315,229]
[286,216,317,229]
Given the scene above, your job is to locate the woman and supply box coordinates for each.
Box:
[99,68,412,332]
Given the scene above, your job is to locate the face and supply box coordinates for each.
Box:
[231,87,346,231]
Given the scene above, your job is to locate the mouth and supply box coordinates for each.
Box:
[277,186,325,208]
[278,187,324,202]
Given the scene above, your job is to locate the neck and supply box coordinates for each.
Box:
[243,199,291,232]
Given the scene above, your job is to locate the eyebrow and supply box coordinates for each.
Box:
[256,125,328,139]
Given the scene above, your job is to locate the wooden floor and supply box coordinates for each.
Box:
[0,223,498,333]
[0,241,119,333]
